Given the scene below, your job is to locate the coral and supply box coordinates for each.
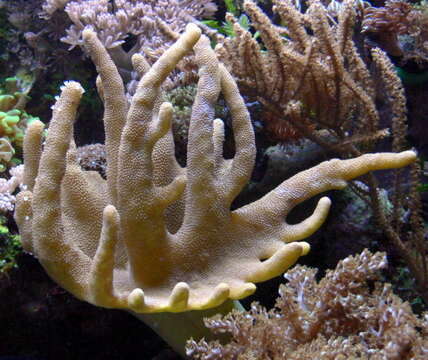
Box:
[0,76,36,212]
[0,109,32,147]
[370,48,428,303]
[0,138,14,170]
[0,75,33,111]
[15,22,416,314]
[362,0,428,63]
[0,76,40,171]
[60,0,216,52]
[76,143,107,178]
[42,0,217,91]
[186,250,428,359]
[165,84,197,163]
[363,0,413,35]
[216,0,384,146]
[41,0,70,16]
[14,22,416,354]
[217,0,428,305]
[0,164,24,212]
[165,84,228,164]
[0,0,48,74]
[1,0,101,116]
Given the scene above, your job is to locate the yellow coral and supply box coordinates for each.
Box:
[14,24,416,314]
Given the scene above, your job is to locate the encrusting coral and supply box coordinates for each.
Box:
[14,23,416,354]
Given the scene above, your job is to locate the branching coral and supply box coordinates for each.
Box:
[59,0,216,52]
[362,0,428,63]
[217,0,384,145]
[14,23,416,354]
[363,0,413,35]
[41,0,70,16]
[217,0,428,305]
[186,250,428,359]
[43,0,217,91]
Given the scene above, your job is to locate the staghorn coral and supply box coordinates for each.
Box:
[14,23,416,354]
[186,250,428,359]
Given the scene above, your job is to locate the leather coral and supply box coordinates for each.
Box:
[14,24,416,314]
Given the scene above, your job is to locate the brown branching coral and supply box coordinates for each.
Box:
[363,0,414,56]
[362,0,428,63]
[186,250,428,359]
[216,0,382,146]
[217,0,428,305]
[369,48,428,304]
[363,0,413,35]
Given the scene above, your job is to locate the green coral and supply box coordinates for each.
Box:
[0,75,38,171]
[0,72,34,110]
[0,108,38,146]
